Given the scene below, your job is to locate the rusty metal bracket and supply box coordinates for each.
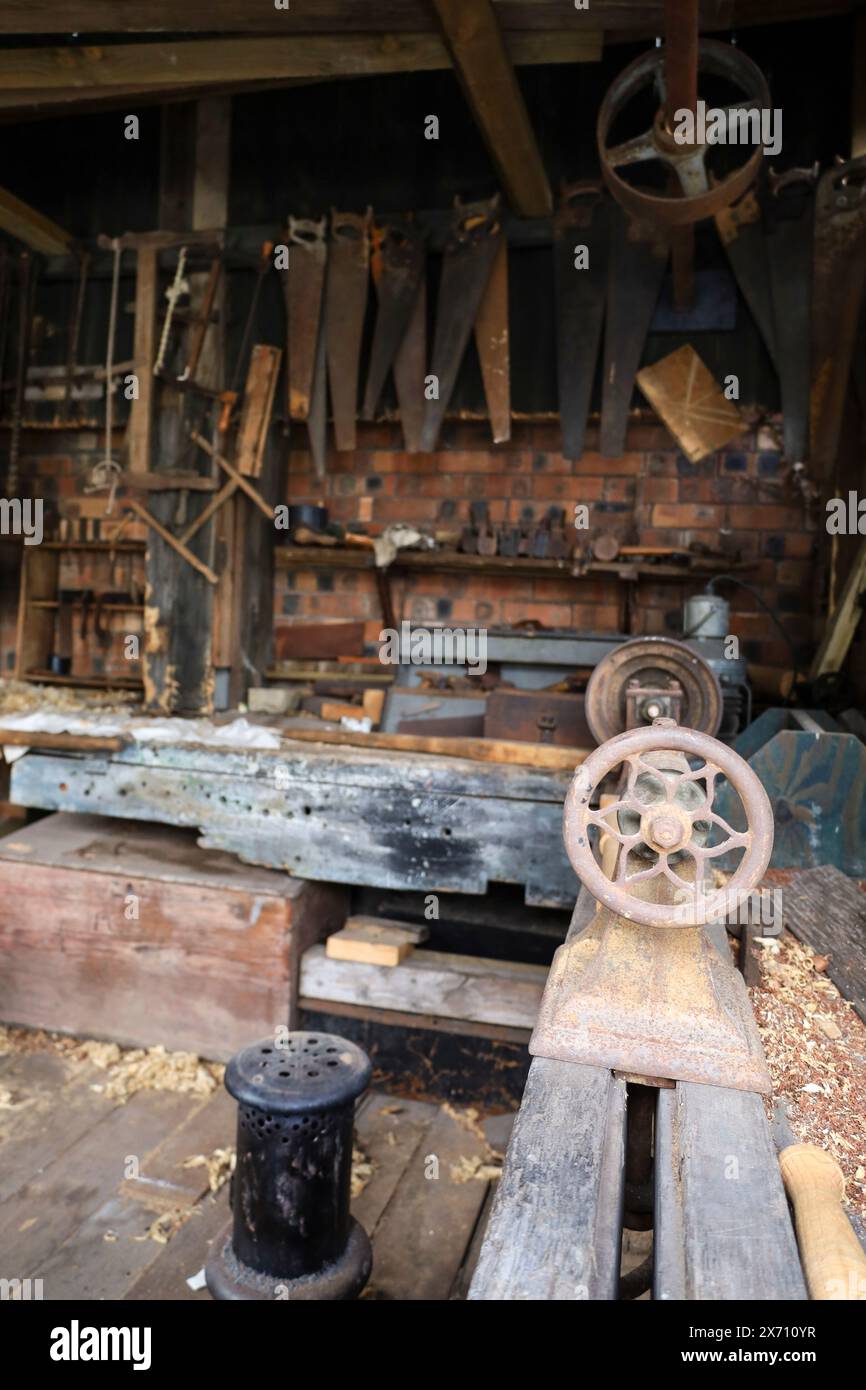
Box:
[530,719,773,1093]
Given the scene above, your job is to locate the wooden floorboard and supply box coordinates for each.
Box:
[0,1056,498,1300]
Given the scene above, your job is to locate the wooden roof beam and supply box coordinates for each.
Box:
[0,186,73,254]
[431,0,553,216]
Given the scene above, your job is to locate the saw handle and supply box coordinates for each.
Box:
[779,1144,866,1301]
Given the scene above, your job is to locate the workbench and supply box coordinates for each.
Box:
[9,734,579,908]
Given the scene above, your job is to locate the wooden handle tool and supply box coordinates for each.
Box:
[779,1144,866,1300]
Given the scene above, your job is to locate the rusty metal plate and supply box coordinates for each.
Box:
[585,636,722,744]
[474,238,511,444]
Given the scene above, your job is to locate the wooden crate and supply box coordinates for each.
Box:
[0,813,347,1059]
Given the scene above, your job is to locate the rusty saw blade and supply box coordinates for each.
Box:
[764,166,817,464]
[282,215,327,423]
[362,214,426,422]
[600,208,669,458]
[325,208,371,452]
[554,181,610,461]
[307,266,329,481]
[715,184,777,369]
[393,270,426,453]
[811,158,866,479]
[474,237,510,444]
[419,194,502,452]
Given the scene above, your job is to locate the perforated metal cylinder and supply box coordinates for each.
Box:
[206,1032,372,1300]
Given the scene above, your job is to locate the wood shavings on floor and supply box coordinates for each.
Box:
[751,928,866,1218]
[181,1147,236,1193]
[0,1025,224,1101]
[351,1142,374,1198]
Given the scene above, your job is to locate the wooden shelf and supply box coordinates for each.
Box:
[275,545,739,584]
[40,541,145,552]
[30,600,144,612]
[23,670,143,689]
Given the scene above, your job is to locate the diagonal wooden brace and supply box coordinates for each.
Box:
[124,497,218,585]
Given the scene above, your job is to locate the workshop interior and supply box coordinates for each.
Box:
[0,0,865,1317]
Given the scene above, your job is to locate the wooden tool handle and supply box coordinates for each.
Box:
[779,1144,866,1300]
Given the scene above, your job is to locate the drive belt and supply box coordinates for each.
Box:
[600,209,669,458]
[325,208,371,452]
[362,214,425,422]
[420,194,502,452]
[554,181,610,461]
[282,215,327,423]
[811,157,866,479]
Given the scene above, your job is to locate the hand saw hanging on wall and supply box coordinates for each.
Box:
[362,214,426,423]
[281,215,327,424]
[473,237,510,444]
[600,207,669,459]
[419,194,502,452]
[811,157,866,480]
[325,208,371,452]
[554,181,610,461]
[715,183,777,371]
[764,166,817,465]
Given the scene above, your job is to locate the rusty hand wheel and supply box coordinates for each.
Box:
[564,719,773,928]
[597,40,770,227]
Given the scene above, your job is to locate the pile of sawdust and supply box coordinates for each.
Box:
[0,678,139,716]
[752,930,866,1219]
[0,1026,224,1102]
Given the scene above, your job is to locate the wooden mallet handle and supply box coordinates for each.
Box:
[779,1144,866,1300]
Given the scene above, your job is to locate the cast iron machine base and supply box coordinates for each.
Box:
[206,1032,372,1301]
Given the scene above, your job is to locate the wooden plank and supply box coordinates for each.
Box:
[469,1060,627,1299]
[366,1103,494,1300]
[0,1,842,38]
[128,244,159,474]
[654,1083,807,1301]
[301,943,547,1030]
[10,744,578,907]
[0,31,599,100]
[121,1087,235,1212]
[326,915,429,967]
[33,1192,171,1300]
[14,546,59,679]
[432,0,552,216]
[279,726,589,769]
[235,344,282,478]
[782,865,866,1023]
[299,995,531,1044]
[0,1051,120,1204]
[809,537,866,678]
[0,185,73,254]
[352,1092,437,1236]
[124,1193,228,1301]
[0,1088,196,1276]
[0,729,125,751]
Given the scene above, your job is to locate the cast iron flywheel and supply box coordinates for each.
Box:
[585,636,722,745]
[597,39,771,227]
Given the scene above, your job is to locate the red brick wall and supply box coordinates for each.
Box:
[279,419,819,674]
[2,418,820,683]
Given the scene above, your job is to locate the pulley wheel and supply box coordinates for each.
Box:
[585,636,722,745]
